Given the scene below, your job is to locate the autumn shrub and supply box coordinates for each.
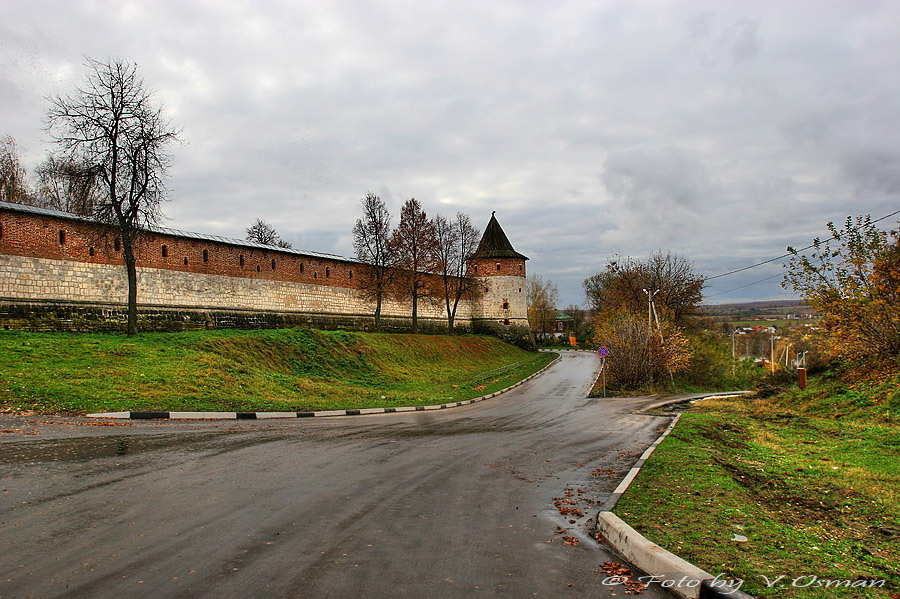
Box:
[592,309,691,390]
[784,216,900,364]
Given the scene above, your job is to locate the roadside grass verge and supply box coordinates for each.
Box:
[613,375,899,598]
[0,329,556,414]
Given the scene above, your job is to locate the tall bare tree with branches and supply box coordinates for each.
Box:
[433,212,482,334]
[47,58,181,335]
[353,193,396,331]
[390,198,438,333]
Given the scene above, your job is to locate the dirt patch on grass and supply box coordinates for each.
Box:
[697,422,750,449]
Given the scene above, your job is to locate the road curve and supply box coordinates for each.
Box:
[0,352,677,598]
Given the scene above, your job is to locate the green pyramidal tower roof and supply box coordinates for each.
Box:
[471,212,529,260]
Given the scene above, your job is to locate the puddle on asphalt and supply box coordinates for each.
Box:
[0,431,235,464]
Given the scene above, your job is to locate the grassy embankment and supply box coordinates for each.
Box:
[614,372,899,598]
[0,329,555,414]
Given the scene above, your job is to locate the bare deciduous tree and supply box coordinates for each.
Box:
[390,198,438,333]
[47,58,181,335]
[353,192,396,331]
[0,136,33,204]
[34,154,101,217]
[583,250,704,326]
[246,218,293,248]
[433,212,482,334]
[526,274,559,343]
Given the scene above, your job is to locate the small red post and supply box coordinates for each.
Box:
[797,367,807,389]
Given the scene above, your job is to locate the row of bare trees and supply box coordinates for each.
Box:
[353,193,482,334]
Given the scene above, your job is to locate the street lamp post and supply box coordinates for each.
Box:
[642,288,660,328]
[731,329,740,376]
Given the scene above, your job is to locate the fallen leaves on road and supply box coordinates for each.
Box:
[597,562,646,595]
[591,467,616,477]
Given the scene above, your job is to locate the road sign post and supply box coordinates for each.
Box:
[597,346,610,398]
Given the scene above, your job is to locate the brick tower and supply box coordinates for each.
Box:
[469,212,528,329]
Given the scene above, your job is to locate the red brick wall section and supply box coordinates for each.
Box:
[0,208,367,290]
[0,206,471,293]
[468,257,526,278]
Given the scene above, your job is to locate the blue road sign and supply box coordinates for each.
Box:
[597,346,610,357]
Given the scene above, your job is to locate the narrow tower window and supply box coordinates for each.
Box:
[271,259,276,270]
[299,263,304,274]
[496,263,501,271]
[348,270,353,279]
[58,230,66,245]
[89,247,95,257]
[161,245,168,257]
[239,254,245,266]
[325,266,330,278]
[203,249,209,263]
[114,238,120,252]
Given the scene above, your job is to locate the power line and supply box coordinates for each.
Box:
[704,208,900,281]
[705,273,783,299]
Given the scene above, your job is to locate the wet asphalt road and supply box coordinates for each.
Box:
[0,352,679,599]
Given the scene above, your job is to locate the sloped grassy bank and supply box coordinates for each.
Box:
[0,329,555,414]
[613,374,899,598]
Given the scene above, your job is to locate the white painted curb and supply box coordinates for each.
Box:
[597,512,711,599]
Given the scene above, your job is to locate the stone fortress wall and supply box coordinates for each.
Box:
[0,201,527,333]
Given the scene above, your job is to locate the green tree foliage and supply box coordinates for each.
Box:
[784,216,900,362]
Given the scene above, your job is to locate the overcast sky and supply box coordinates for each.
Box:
[3,0,899,306]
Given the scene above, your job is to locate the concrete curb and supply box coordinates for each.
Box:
[632,391,751,416]
[595,399,755,599]
[87,354,561,420]
[596,512,753,599]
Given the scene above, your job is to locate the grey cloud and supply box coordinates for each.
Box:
[2,0,899,307]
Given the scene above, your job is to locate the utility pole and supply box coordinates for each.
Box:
[770,334,776,375]
[642,288,660,329]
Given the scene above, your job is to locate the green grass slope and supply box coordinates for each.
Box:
[0,329,555,414]
[614,374,899,598]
